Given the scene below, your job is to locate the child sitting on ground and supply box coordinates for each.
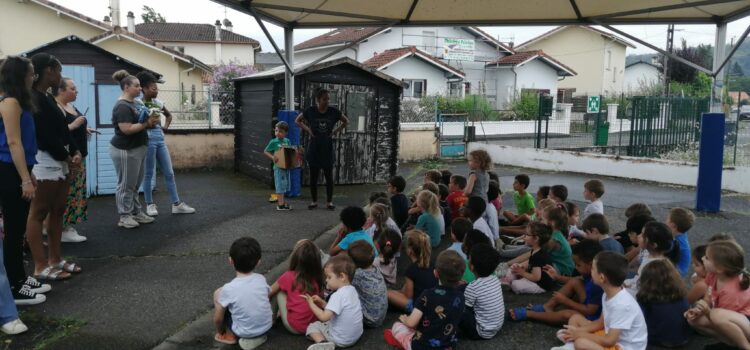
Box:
[213,237,273,349]
[500,198,555,239]
[348,241,388,328]
[304,255,363,350]
[488,180,502,214]
[460,244,505,340]
[581,213,623,254]
[365,203,401,240]
[374,228,402,286]
[687,245,708,304]
[563,202,582,241]
[504,222,555,294]
[387,176,410,228]
[448,217,473,260]
[542,205,575,277]
[424,169,442,185]
[384,250,466,350]
[463,229,492,283]
[447,175,468,219]
[415,191,444,248]
[438,183,452,228]
[464,149,492,202]
[685,240,750,349]
[548,184,568,203]
[502,174,535,225]
[666,207,695,278]
[402,183,440,232]
[637,259,690,348]
[387,230,438,312]
[623,214,656,267]
[329,206,377,257]
[464,196,494,247]
[510,239,604,325]
[263,121,292,211]
[440,169,452,187]
[625,222,680,296]
[581,179,605,221]
[270,240,324,335]
[553,251,648,350]
[613,203,652,255]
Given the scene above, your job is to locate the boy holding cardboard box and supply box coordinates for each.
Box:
[264,121,293,211]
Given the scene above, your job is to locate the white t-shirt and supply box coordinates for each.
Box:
[602,288,648,350]
[326,285,363,346]
[365,217,402,238]
[483,203,500,241]
[218,274,273,338]
[582,199,604,221]
[473,217,495,247]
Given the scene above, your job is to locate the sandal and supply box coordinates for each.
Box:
[510,307,528,321]
[54,260,81,273]
[35,266,71,281]
[527,304,545,313]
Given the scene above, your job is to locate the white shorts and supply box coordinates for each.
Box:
[306,321,356,348]
[32,150,69,181]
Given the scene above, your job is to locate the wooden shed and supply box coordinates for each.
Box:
[234,57,403,186]
[23,35,161,196]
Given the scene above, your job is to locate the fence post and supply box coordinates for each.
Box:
[560,103,572,135]
[695,113,725,212]
[607,104,618,130]
[209,88,222,128]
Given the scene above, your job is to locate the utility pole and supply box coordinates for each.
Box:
[663,24,674,96]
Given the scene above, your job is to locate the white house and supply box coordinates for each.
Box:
[134,19,261,66]
[486,50,576,109]
[363,46,465,98]
[624,60,661,93]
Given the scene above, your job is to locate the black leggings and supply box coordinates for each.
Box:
[309,165,333,203]
[0,163,31,291]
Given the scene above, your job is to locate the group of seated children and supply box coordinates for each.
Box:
[211,149,750,350]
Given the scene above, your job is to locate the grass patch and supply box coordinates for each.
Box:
[0,311,85,350]
[420,158,444,170]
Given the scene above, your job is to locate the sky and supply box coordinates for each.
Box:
[56,0,750,56]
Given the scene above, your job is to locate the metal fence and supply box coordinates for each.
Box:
[154,89,234,129]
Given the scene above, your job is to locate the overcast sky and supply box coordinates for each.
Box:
[57,0,750,56]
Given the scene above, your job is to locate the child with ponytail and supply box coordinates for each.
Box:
[373,228,402,286]
[624,222,680,296]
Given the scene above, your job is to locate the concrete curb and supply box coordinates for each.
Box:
[152,224,342,350]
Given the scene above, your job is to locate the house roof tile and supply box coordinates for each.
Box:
[363,46,464,78]
[486,50,576,76]
[134,23,259,46]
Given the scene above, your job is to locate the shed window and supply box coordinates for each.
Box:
[345,92,368,132]
[404,79,426,98]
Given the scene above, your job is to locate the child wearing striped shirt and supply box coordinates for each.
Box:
[459,244,505,339]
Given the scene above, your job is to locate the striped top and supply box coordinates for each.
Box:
[464,276,505,339]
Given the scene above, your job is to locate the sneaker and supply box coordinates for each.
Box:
[23,276,51,294]
[133,212,155,224]
[276,204,291,211]
[214,332,238,345]
[307,343,335,350]
[383,329,402,349]
[0,319,28,335]
[117,215,140,229]
[13,285,46,305]
[61,227,87,243]
[146,204,159,216]
[172,202,196,214]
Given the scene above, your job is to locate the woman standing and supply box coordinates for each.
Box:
[0,56,46,310]
[54,77,88,243]
[25,53,83,282]
[135,71,195,216]
[109,70,159,229]
[295,88,348,210]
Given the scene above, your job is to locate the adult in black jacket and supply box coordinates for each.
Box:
[25,53,82,282]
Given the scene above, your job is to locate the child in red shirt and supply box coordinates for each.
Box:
[446,175,468,219]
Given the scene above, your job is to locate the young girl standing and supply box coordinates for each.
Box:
[464,149,491,202]
[387,230,437,312]
[686,241,750,349]
[414,191,443,247]
[624,221,680,296]
[637,259,690,347]
[269,240,325,335]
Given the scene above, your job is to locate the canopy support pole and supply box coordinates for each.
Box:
[285,27,295,110]
[712,24,750,77]
[249,8,291,74]
[711,23,728,111]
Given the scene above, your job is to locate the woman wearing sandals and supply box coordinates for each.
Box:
[295,88,348,211]
[25,53,83,282]
[1,56,45,328]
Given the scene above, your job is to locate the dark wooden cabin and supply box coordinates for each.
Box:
[234,57,403,186]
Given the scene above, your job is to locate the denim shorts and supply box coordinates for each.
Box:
[273,167,290,194]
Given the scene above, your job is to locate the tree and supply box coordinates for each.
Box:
[730,61,745,77]
[667,39,713,84]
[141,5,166,23]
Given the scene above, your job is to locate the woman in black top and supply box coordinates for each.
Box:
[295,88,348,210]
[53,77,88,243]
[25,53,82,281]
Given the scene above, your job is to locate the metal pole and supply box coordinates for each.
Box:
[711,23,728,112]
[734,91,740,165]
[664,24,674,96]
[284,27,295,110]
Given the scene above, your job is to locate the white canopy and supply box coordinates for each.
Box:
[211,0,750,28]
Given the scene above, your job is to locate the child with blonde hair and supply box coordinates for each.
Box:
[464,149,491,202]
[415,191,443,247]
[270,240,325,334]
[387,230,438,312]
[365,203,401,239]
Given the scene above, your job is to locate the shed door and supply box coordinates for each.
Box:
[92,84,121,195]
[305,82,377,185]
[61,65,96,195]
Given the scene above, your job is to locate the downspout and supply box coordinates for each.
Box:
[352,45,359,61]
[179,61,197,107]
[512,66,518,102]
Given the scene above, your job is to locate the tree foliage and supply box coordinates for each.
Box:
[141,5,166,23]
[210,60,256,93]
[667,39,713,84]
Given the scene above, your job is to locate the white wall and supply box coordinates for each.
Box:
[470,143,750,194]
[624,63,660,93]
[379,56,450,96]
[489,60,561,110]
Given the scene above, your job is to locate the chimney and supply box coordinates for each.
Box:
[215,20,222,63]
[127,11,135,33]
[103,16,112,27]
[109,0,121,27]
[223,19,233,33]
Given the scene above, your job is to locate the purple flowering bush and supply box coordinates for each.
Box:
[209,60,255,124]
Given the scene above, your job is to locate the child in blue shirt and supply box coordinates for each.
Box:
[330,206,378,257]
[263,121,292,211]
[666,207,694,278]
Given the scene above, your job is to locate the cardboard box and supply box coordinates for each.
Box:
[274,146,301,169]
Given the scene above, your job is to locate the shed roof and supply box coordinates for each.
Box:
[210,0,750,28]
[30,0,112,30]
[134,23,260,47]
[486,50,576,76]
[364,46,465,78]
[235,57,404,87]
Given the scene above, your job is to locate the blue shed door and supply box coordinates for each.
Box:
[61,66,96,195]
[92,84,121,195]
